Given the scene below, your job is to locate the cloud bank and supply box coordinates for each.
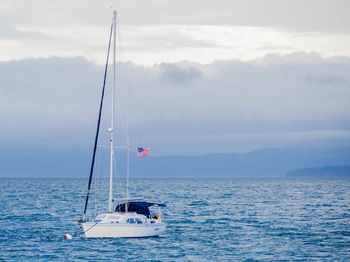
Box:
[1,52,349,155]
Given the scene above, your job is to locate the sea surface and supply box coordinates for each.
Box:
[0,178,350,261]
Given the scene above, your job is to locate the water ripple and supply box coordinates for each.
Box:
[0,178,349,261]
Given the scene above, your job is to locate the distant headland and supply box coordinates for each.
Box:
[285,165,350,179]
[1,146,350,178]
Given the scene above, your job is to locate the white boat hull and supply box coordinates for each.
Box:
[82,221,166,238]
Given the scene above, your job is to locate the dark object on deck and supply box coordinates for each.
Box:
[115,202,166,218]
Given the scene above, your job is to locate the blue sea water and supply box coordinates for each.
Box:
[0,178,350,261]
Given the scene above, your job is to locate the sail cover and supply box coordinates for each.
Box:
[115,202,166,218]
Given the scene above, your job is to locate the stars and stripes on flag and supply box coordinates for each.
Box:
[137,148,149,158]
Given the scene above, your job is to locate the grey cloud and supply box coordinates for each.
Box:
[0,56,102,144]
[0,19,42,40]
[1,52,350,154]
[123,27,218,51]
[158,63,202,84]
[254,45,294,51]
[304,75,348,86]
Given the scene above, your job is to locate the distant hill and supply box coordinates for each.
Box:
[142,147,350,178]
[1,147,350,178]
[285,166,350,179]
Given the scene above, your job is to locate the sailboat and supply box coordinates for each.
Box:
[79,10,166,238]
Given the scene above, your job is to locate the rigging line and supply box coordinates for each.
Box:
[113,153,124,201]
[94,150,97,217]
[93,147,103,218]
[115,18,142,147]
[95,160,110,216]
[83,19,114,219]
[93,148,102,217]
[116,101,129,147]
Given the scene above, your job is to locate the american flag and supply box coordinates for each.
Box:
[137,148,149,158]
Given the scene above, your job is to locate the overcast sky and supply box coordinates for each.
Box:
[1,0,350,64]
[1,0,350,155]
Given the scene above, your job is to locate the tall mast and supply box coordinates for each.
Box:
[108,10,117,213]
